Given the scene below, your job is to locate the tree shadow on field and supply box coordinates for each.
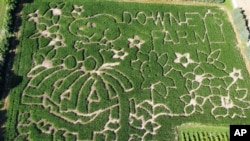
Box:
[0,110,7,141]
[0,71,23,140]
[0,0,33,140]
[8,71,23,89]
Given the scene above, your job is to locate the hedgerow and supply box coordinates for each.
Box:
[0,0,17,93]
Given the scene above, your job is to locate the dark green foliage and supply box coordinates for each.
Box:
[0,0,18,97]
[0,2,17,140]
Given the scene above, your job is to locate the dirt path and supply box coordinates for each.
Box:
[1,96,8,110]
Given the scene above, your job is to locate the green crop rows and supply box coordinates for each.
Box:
[7,0,250,140]
[177,124,229,141]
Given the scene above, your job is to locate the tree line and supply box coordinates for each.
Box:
[0,0,17,95]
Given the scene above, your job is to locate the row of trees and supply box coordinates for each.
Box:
[0,0,17,94]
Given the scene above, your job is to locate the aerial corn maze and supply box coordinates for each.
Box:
[6,0,250,140]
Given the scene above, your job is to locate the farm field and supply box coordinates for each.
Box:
[6,0,250,140]
[177,124,229,141]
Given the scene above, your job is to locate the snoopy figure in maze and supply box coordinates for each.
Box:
[70,14,121,47]
[23,13,131,138]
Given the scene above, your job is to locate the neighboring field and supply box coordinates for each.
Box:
[6,0,250,140]
[177,124,229,141]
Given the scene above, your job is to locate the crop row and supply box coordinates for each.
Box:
[180,131,229,141]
